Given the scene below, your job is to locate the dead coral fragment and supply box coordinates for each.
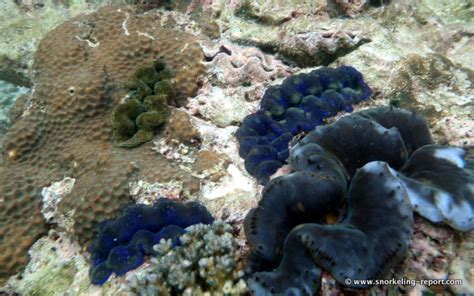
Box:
[112,60,174,148]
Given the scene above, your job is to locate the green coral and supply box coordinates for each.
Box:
[127,221,247,296]
[112,59,175,148]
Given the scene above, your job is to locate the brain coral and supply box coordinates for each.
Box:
[245,106,474,295]
[236,65,372,184]
[89,198,213,285]
[0,5,205,283]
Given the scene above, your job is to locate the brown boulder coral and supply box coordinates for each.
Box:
[0,5,205,283]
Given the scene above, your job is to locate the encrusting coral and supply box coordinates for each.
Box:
[112,59,174,148]
[0,5,205,283]
[244,106,474,295]
[236,65,372,184]
[127,220,247,295]
[88,198,214,285]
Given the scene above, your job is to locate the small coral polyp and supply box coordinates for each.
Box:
[244,106,474,295]
[112,59,174,148]
[88,198,213,285]
[236,65,372,184]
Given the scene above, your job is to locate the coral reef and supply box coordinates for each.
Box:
[0,5,205,283]
[245,106,473,294]
[192,149,230,182]
[236,65,372,183]
[387,53,473,118]
[112,59,173,148]
[326,0,366,18]
[449,230,474,294]
[188,85,255,128]
[405,216,457,295]
[188,43,291,128]
[208,0,372,67]
[163,109,200,145]
[0,0,97,85]
[127,221,247,295]
[1,0,473,294]
[88,198,213,285]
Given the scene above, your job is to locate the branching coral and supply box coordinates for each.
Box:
[244,106,474,295]
[128,221,247,295]
[236,65,372,183]
[112,59,174,148]
[88,198,214,285]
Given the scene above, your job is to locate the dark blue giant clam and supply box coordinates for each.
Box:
[244,106,474,295]
[88,198,213,285]
[236,65,372,184]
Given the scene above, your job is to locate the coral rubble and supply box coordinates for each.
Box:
[236,65,372,183]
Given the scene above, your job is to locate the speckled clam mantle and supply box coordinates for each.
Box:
[1,0,473,295]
